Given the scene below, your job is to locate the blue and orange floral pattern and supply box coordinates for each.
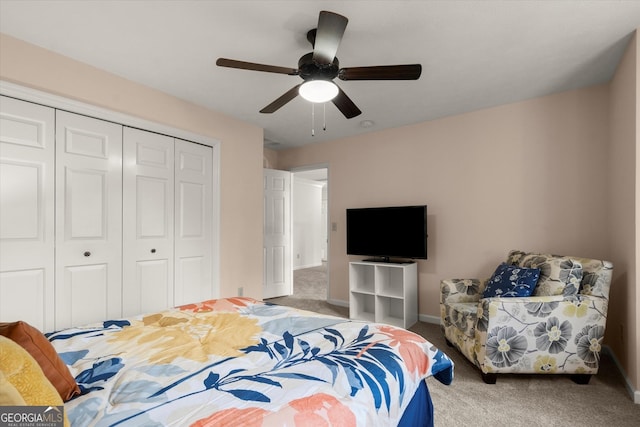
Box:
[48,298,453,426]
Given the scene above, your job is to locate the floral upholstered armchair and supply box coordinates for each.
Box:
[440,250,613,384]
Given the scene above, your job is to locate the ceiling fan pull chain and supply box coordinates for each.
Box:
[311,103,315,137]
[323,103,327,131]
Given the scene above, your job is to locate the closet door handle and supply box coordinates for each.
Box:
[150,248,156,254]
[83,251,91,257]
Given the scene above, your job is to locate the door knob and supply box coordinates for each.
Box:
[151,248,156,254]
[83,251,91,257]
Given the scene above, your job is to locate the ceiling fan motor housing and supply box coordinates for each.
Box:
[298,52,339,81]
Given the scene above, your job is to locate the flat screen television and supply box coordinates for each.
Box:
[346,205,427,262]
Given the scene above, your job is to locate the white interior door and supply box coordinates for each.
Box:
[263,168,292,299]
[174,140,212,306]
[0,96,55,331]
[55,111,123,329]
[122,127,174,316]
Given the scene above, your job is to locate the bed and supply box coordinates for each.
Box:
[43,297,453,426]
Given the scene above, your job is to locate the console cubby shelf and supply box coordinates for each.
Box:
[349,261,418,329]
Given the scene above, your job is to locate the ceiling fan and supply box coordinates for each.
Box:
[216,10,422,119]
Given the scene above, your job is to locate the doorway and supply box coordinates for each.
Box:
[291,167,329,302]
[265,165,347,317]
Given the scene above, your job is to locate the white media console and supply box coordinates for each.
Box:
[348,261,418,328]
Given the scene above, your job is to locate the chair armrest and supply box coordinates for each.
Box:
[440,279,486,305]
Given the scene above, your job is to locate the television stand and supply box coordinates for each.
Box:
[363,257,412,264]
[348,261,418,328]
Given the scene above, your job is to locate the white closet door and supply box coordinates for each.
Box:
[55,111,123,329]
[122,127,174,316]
[174,140,212,306]
[0,96,55,331]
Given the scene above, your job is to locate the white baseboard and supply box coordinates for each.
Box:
[327,298,349,308]
[419,314,441,325]
[602,345,640,404]
[293,263,323,270]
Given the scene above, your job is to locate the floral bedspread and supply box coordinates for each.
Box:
[48,298,453,426]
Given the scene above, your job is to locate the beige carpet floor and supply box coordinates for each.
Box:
[268,263,348,318]
[268,264,640,426]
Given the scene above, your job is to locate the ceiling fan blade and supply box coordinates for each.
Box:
[339,64,422,80]
[312,11,348,65]
[332,86,361,119]
[216,58,298,75]
[260,84,302,113]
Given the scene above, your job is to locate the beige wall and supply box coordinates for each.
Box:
[278,85,611,316]
[609,32,639,397]
[0,33,265,299]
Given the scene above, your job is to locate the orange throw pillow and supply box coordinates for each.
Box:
[0,321,80,401]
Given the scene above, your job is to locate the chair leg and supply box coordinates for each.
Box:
[570,374,591,385]
[481,372,497,384]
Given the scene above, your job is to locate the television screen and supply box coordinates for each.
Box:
[346,205,427,261]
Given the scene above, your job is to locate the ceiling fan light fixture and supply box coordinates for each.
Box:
[299,80,339,103]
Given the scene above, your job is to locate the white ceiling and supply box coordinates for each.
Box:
[1,1,639,150]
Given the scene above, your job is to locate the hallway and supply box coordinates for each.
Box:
[267,262,348,317]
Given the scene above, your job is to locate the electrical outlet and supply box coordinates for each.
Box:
[238,287,243,297]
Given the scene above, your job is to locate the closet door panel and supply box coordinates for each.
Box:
[55,111,122,329]
[0,270,46,331]
[65,168,107,238]
[136,259,170,311]
[64,264,108,326]
[1,162,39,239]
[174,140,212,306]
[122,127,174,316]
[0,96,55,331]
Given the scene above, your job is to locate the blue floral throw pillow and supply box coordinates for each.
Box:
[483,263,540,298]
